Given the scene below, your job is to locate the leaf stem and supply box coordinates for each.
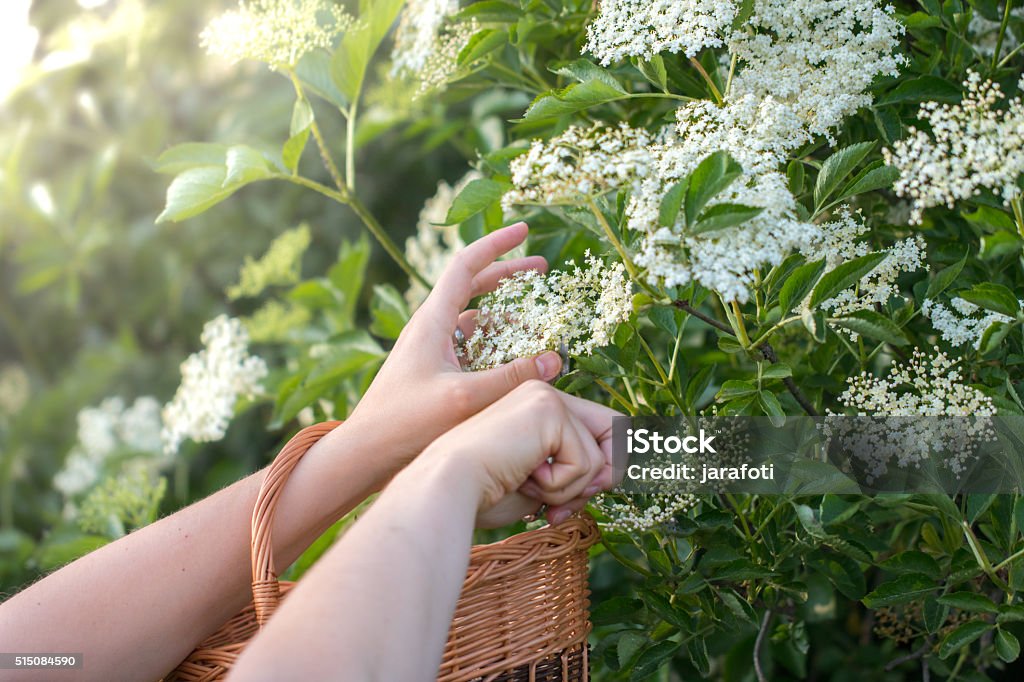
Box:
[993,0,1016,71]
[689,57,723,104]
[586,197,660,298]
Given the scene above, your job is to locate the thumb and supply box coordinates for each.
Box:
[470,351,562,405]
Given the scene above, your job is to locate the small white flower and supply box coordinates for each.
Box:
[923,297,1019,349]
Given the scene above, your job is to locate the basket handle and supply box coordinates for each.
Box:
[250,420,342,626]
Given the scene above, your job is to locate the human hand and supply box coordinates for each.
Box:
[416,381,622,528]
[345,222,563,481]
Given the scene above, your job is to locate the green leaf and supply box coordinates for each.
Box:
[878,75,964,106]
[814,141,875,208]
[997,604,1024,623]
[758,390,786,427]
[550,59,622,89]
[717,379,757,399]
[295,50,348,109]
[304,330,384,388]
[692,203,764,235]
[832,310,909,346]
[779,259,826,314]
[443,178,507,225]
[524,80,628,120]
[997,628,1021,662]
[617,631,647,669]
[637,55,668,91]
[685,151,743,226]
[152,143,228,174]
[802,308,827,343]
[980,320,1013,356]
[331,0,404,102]
[455,0,523,22]
[809,252,886,309]
[630,641,680,682]
[837,163,899,202]
[862,573,939,608]
[591,596,644,626]
[938,620,992,659]
[282,99,314,174]
[223,145,275,187]
[157,166,241,223]
[925,251,969,299]
[762,363,792,379]
[687,637,710,676]
[958,282,1021,318]
[369,284,410,340]
[879,551,941,579]
[937,592,999,613]
[658,178,689,227]
[457,28,508,66]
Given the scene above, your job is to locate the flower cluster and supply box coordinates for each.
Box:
[390,0,457,76]
[161,315,267,455]
[53,396,164,497]
[228,223,311,300]
[504,124,655,209]
[801,208,927,319]
[77,468,167,538]
[594,491,698,533]
[583,0,737,65]
[404,171,479,308]
[244,300,312,343]
[922,297,1018,349]
[461,252,633,370]
[884,71,1024,223]
[728,0,906,141]
[200,0,352,71]
[827,349,996,479]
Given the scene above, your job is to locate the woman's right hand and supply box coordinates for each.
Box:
[415,381,622,527]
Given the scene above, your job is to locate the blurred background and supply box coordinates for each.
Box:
[0,0,466,592]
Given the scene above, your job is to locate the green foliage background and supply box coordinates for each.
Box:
[4,1,1024,680]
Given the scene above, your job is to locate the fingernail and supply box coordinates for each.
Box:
[549,509,570,525]
[584,485,601,497]
[535,352,561,380]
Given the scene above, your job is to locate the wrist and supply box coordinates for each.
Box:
[398,440,487,513]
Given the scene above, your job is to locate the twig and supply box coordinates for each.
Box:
[754,609,772,682]
[885,638,932,671]
[674,300,819,416]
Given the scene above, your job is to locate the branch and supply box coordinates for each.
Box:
[674,300,819,416]
[885,638,933,671]
[754,609,772,682]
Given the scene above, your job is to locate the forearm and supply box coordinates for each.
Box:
[0,421,392,681]
[230,448,481,682]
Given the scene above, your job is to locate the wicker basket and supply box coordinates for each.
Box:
[167,422,600,682]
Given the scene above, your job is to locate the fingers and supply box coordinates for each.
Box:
[424,222,529,320]
[469,256,548,298]
[466,352,562,407]
[522,411,606,506]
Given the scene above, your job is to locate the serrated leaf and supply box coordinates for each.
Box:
[958,282,1021,318]
[152,142,228,174]
[762,363,792,379]
[224,145,275,187]
[692,203,764,234]
[685,151,743,226]
[759,390,786,426]
[814,142,876,208]
[925,251,969,299]
[718,379,757,399]
[637,55,668,91]
[524,80,628,120]
[443,178,506,225]
[809,252,886,309]
[457,28,507,66]
[938,620,991,659]
[879,551,941,579]
[550,58,623,90]
[369,284,410,340]
[630,641,680,682]
[937,591,999,613]
[617,631,647,669]
[837,162,899,202]
[862,573,939,608]
[780,259,826,313]
[878,75,964,106]
[832,309,909,345]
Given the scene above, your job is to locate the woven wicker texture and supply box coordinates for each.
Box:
[166,422,600,682]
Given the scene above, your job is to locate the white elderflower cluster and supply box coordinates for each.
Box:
[404,172,478,308]
[161,315,267,455]
[462,252,632,370]
[800,208,927,319]
[583,0,737,65]
[827,349,996,480]
[884,71,1024,223]
[228,223,311,300]
[504,124,655,209]
[594,491,698,534]
[200,0,352,71]
[728,0,906,141]
[77,468,167,538]
[391,0,457,75]
[414,18,479,96]
[53,396,164,497]
[922,297,1018,349]
[626,106,817,303]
